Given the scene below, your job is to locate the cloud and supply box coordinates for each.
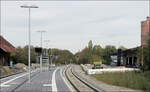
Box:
[1,1,149,53]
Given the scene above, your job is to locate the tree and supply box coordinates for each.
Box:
[119,46,127,50]
[49,49,74,64]
[78,48,89,64]
[24,45,36,64]
[74,52,81,64]
[101,45,117,64]
[143,36,150,70]
[75,41,117,65]
[93,45,103,55]
[91,54,103,63]
[88,40,93,51]
[10,52,16,61]
[14,47,27,64]
[12,46,36,65]
[136,47,142,65]
[88,40,93,63]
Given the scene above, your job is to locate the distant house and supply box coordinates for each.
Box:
[110,54,124,66]
[111,48,139,67]
[110,55,118,66]
[112,16,150,67]
[120,48,139,67]
[0,36,16,66]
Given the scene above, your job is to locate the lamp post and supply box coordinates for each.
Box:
[44,40,50,70]
[44,40,55,70]
[37,30,46,71]
[21,5,38,83]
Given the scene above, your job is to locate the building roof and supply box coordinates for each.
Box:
[0,36,16,53]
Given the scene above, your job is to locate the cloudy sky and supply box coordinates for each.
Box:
[1,1,149,53]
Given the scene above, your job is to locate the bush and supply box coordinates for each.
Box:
[92,71,150,91]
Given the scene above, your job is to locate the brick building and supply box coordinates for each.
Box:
[141,16,150,65]
[0,36,16,66]
[141,16,150,47]
[114,16,150,67]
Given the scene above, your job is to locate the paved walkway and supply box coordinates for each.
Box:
[0,67,71,92]
[73,65,142,92]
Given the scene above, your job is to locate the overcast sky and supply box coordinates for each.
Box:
[1,1,149,53]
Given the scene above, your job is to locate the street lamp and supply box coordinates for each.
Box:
[37,30,46,71]
[44,40,50,70]
[44,40,55,70]
[21,5,38,83]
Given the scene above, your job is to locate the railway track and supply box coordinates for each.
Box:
[65,65,100,92]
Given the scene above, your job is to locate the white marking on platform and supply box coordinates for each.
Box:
[0,85,10,87]
[52,68,59,92]
[9,82,18,85]
[0,69,38,87]
[43,84,52,87]
[60,67,73,91]
[0,73,28,87]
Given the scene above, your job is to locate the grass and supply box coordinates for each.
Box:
[92,71,150,92]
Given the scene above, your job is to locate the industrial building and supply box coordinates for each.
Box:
[113,16,150,67]
[0,36,16,66]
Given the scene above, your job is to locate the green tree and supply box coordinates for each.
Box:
[75,41,117,65]
[91,54,103,63]
[93,45,103,55]
[14,47,27,64]
[101,45,117,64]
[13,46,36,65]
[136,47,142,65]
[79,48,89,64]
[49,49,74,64]
[24,45,36,64]
[75,47,89,64]
[143,36,150,70]
[119,46,127,50]
[88,40,93,51]
[88,40,93,63]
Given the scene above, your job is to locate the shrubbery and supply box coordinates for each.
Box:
[92,71,150,92]
[75,40,117,64]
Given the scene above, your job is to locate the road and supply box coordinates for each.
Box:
[0,66,71,92]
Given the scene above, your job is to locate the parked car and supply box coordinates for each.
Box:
[92,61,103,69]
